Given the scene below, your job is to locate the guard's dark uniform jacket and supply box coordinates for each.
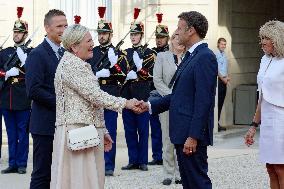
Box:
[88,44,128,97]
[121,45,156,101]
[0,45,32,170]
[152,44,169,55]
[0,46,32,110]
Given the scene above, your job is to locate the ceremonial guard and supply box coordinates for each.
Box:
[121,8,156,171]
[152,13,170,54]
[0,7,32,174]
[88,7,128,176]
[148,13,170,166]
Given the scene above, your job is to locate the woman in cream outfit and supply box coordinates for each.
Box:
[50,24,138,189]
[153,34,185,185]
[245,20,284,189]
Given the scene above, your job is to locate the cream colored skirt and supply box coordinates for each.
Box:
[50,124,105,189]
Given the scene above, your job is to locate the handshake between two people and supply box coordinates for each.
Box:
[125,98,149,114]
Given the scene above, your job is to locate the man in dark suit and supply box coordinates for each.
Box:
[137,11,217,189]
[25,9,67,189]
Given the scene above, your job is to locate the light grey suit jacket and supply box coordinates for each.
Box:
[153,51,178,96]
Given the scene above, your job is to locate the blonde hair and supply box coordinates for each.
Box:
[62,24,88,52]
[169,33,185,53]
[259,20,284,58]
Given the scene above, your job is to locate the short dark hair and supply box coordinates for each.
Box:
[44,9,66,26]
[178,11,208,39]
[217,37,226,44]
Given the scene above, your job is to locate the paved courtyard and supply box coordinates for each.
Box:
[0,128,269,189]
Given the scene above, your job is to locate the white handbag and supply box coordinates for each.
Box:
[67,124,100,151]
[59,63,100,151]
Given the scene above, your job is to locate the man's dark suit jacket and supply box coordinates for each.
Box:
[150,43,218,146]
[25,39,59,136]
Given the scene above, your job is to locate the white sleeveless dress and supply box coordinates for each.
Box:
[257,55,284,164]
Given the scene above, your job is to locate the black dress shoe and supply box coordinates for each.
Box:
[218,126,226,132]
[139,164,148,171]
[17,167,26,174]
[148,159,163,165]
[1,167,18,174]
[175,179,182,184]
[121,164,139,170]
[162,178,172,185]
[105,170,114,176]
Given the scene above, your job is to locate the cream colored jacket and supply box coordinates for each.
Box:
[54,51,126,127]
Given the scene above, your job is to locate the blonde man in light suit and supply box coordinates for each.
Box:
[153,33,185,185]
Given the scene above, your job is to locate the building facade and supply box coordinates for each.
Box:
[0,0,283,130]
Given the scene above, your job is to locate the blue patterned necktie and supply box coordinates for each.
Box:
[182,51,191,61]
[168,51,191,88]
[57,47,64,60]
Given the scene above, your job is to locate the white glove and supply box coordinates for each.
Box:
[126,70,138,80]
[108,48,118,68]
[133,51,143,71]
[95,69,110,78]
[5,67,19,80]
[16,47,27,67]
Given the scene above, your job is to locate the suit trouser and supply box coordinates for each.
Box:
[218,79,227,121]
[104,109,118,171]
[122,109,149,165]
[2,109,30,168]
[150,114,163,161]
[30,134,54,189]
[175,144,212,189]
[160,111,180,179]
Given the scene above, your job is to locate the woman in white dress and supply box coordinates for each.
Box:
[245,20,284,189]
[50,24,139,189]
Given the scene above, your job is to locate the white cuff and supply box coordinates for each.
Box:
[103,128,109,135]
[148,101,152,114]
